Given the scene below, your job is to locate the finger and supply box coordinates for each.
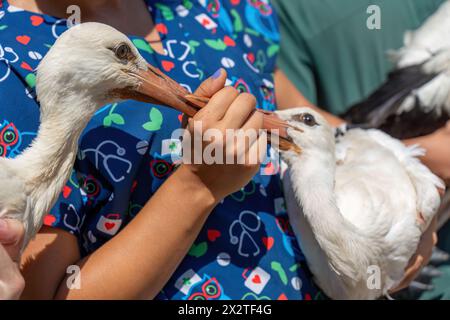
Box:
[0,219,24,262]
[235,128,268,166]
[240,111,264,155]
[241,108,264,132]
[232,110,264,162]
[248,130,268,166]
[0,244,24,300]
[195,86,239,122]
[0,219,24,246]
[391,254,424,292]
[193,68,227,98]
[222,93,257,128]
[0,244,13,267]
[183,69,227,127]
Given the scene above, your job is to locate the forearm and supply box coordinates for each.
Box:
[55,165,218,299]
[0,245,25,300]
[274,68,345,127]
[404,133,450,184]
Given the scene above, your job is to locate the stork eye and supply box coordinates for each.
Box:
[115,43,131,60]
[293,113,318,127]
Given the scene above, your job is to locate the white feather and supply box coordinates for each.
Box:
[389,0,450,116]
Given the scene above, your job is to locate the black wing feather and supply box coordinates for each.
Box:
[342,63,440,138]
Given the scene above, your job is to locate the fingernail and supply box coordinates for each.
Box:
[211,68,222,79]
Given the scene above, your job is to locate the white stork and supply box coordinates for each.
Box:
[0,22,210,249]
[276,107,444,299]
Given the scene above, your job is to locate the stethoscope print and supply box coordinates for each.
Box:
[51,19,68,39]
[229,210,261,258]
[163,39,203,79]
[0,44,18,83]
[81,140,132,183]
[63,204,85,233]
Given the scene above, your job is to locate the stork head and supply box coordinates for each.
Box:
[275,107,335,155]
[36,22,195,118]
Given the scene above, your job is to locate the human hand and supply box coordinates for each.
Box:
[405,122,450,185]
[0,219,25,300]
[182,69,266,200]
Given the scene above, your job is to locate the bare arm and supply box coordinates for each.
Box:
[405,122,450,184]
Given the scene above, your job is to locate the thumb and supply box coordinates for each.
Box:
[194,68,227,98]
[0,219,24,247]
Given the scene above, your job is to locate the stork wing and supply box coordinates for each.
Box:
[341,64,446,139]
[343,64,436,125]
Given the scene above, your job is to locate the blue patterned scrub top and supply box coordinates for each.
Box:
[0,0,318,300]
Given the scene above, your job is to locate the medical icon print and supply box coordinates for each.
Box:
[229,210,262,258]
[0,120,35,158]
[242,266,271,294]
[96,213,123,236]
[80,140,132,183]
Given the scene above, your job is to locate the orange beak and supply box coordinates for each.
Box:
[117,64,299,151]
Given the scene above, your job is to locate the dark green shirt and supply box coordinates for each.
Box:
[273,0,445,115]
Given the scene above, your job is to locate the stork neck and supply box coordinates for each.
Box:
[17,99,96,213]
[291,149,345,231]
[288,148,368,277]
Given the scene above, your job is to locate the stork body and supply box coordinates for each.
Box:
[277,108,443,299]
[343,0,450,139]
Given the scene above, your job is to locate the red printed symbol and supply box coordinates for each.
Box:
[207,229,221,242]
[62,185,72,199]
[44,214,57,226]
[30,15,44,26]
[201,18,211,26]
[247,53,255,64]
[16,35,31,45]
[20,62,33,71]
[252,275,261,284]
[278,293,288,300]
[223,36,236,47]
[161,60,175,72]
[262,236,274,250]
[156,23,168,35]
[104,222,116,230]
